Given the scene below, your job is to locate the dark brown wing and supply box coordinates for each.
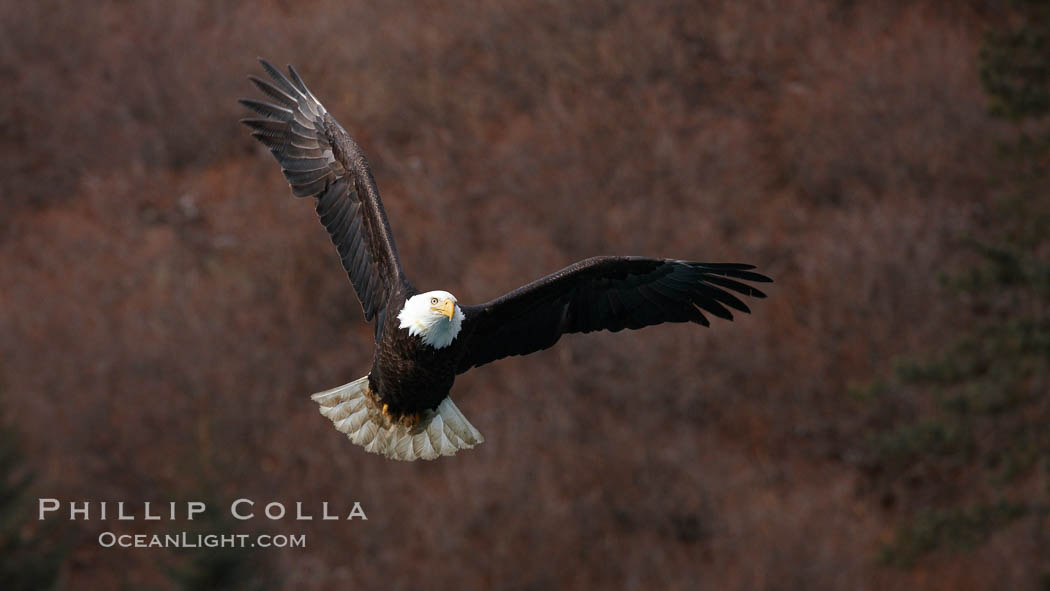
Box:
[456,257,771,372]
[240,59,409,334]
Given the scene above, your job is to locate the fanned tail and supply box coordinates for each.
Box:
[310,376,484,461]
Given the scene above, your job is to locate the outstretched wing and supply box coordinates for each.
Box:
[241,59,409,333]
[457,257,771,372]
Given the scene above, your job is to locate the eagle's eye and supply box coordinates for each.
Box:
[430,297,439,305]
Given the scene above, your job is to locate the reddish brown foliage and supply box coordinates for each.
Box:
[0,1,1032,589]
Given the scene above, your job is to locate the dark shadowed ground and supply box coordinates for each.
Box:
[1,1,1047,589]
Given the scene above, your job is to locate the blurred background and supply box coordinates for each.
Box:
[0,1,1047,589]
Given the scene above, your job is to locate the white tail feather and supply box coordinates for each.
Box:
[310,376,484,461]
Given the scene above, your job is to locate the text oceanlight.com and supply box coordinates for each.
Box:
[98,532,307,549]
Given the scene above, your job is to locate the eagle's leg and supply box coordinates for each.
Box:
[379,401,421,431]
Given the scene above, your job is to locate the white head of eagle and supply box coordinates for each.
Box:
[397,290,464,349]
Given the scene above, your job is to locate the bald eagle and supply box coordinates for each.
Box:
[241,60,772,461]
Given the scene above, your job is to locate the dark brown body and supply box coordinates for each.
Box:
[367,293,470,418]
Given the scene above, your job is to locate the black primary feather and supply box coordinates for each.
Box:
[456,257,772,372]
[240,59,411,332]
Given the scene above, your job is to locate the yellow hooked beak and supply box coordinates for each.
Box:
[432,298,455,320]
